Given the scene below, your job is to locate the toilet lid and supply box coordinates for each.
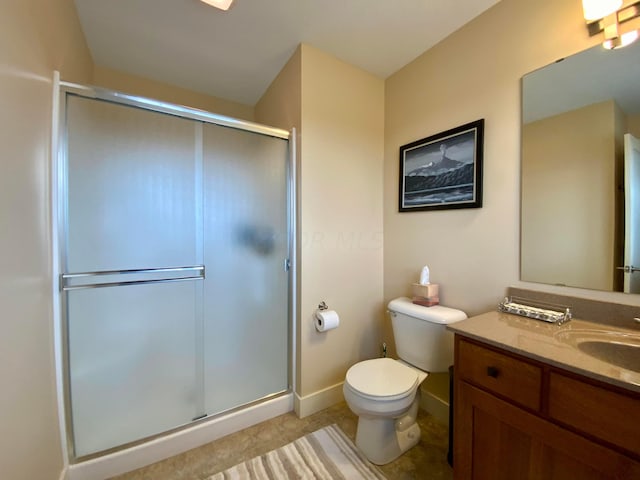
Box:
[346,358,418,398]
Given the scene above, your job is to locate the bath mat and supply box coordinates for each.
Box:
[206,424,386,480]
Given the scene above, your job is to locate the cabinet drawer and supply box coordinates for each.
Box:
[456,339,542,411]
[548,371,640,458]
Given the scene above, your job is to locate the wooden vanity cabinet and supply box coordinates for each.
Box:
[453,336,640,480]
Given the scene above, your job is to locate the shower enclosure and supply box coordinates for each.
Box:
[57,86,292,459]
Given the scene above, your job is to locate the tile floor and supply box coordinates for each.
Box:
[109,402,453,480]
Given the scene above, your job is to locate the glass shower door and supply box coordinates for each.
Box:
[64,95,203,457]
[62,91,291,458]
[202,124,289,414]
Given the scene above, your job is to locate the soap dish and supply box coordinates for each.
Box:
[498,296,572,325]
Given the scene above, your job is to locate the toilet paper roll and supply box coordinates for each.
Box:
[315,310,340,332]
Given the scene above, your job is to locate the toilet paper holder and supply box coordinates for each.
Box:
[314,302,340,332]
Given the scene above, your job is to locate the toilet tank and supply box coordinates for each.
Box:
[388,297,467,372]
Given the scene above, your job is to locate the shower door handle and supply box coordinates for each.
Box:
[60,265,205,291]
[616,265,640,273]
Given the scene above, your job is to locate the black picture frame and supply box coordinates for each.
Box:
[398,119,484,212]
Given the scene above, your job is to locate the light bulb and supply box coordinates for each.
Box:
[603,29,640,49]
[200,0,234,11]
[582,0,622,21]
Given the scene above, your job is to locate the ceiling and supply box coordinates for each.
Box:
[523,40,640,123]
[74,0,500,106]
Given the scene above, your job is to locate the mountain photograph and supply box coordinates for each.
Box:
[400,121,483,210]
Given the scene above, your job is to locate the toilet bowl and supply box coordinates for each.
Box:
[344,297,467,465]
[343,357,428,465]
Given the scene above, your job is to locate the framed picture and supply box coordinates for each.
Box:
[398,119,484,212]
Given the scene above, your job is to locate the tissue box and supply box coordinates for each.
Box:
[413,296,440,307]
[411,283,439,298]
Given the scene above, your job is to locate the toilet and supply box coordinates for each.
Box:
[343,296,467,465]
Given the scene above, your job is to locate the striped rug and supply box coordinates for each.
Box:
[207,424,386,480]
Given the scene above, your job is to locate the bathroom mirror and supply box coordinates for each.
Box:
[521,41,640,294]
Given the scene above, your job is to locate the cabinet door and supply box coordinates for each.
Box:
[454,382,640,480]
[455,381,532,479]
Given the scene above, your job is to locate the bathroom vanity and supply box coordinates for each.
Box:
[449,310,640,480]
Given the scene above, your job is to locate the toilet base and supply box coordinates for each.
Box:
[354,398,421,465]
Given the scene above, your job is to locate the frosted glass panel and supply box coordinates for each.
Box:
[68,282,199,456]
[64,95,202,456]
[66,96,198,272]
[203,124,289,414]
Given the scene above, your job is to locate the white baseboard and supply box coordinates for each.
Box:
[58,466,69,480]
[419,387,449,426]
[294,382,344,418]
[67,393,293,480]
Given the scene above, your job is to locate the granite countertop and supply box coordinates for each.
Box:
[447,310,640,394]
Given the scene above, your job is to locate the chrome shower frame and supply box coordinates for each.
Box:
[51,77,297,462]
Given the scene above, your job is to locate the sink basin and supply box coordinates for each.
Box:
[576,341,640,372]
[554,329,640,373]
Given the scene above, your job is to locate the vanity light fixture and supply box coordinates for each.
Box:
[200,0,234,11]
[582,0,622,20]
[582,0,640,49]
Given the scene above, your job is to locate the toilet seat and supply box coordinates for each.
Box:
[345,358,419,401]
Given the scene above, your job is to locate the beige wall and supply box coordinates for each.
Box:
[629,114,640,138]
[297,44,384,408]
[521,101,618,290]
[93,65,254,121]
[0,1,93,479]
[255,46,301,130]
[257,45,385,414]
[383,0,640,349]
